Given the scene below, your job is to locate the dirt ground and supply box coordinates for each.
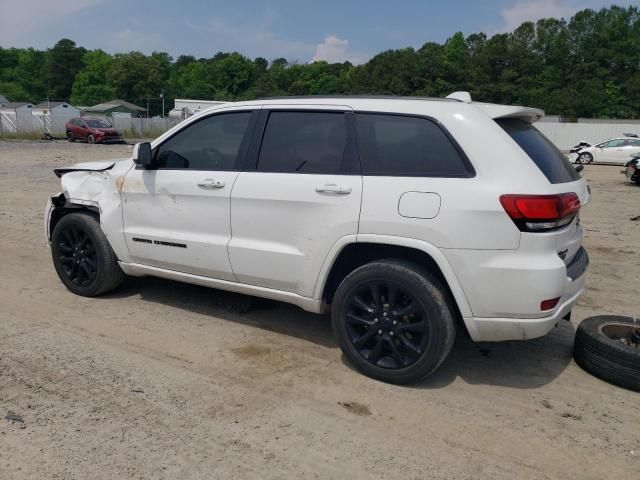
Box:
[0,140,638,480]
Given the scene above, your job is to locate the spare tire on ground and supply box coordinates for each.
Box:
[573,315,640,391]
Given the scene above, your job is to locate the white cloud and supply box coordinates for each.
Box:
[180,17,314,61]
[0,0,102,46]
[498,0,581,32]
[312,35,366,64]
[113,29,167,54]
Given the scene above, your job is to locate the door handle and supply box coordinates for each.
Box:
[315,183,352,195]
[197,178,225,189]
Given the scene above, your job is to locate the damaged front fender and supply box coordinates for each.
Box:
[46,159,135,263]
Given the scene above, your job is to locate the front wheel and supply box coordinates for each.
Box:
[51,212,125,296]
[87,134,95,144]
[576,152,593,164]
[67,131,75,142]
[332,260,456,384]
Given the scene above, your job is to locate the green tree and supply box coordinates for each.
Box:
[43,39,86,100]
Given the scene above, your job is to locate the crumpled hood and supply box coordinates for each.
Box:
[54,160,120,177]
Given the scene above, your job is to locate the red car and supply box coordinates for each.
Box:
[65,117,123,144]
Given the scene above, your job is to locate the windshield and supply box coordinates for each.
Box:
[86,119,111,128]
[497,118,580,184]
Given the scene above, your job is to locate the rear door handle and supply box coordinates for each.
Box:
[315,184,352,195]
[197,178,225,189]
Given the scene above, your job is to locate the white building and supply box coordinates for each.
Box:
[169,99,228,119]
[0,102,35,134]
[32,101,81,135]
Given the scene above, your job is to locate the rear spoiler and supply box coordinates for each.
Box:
[472,103,545,123]
[54,162,116,178]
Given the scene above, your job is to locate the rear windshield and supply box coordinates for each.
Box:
[497,118,580,184]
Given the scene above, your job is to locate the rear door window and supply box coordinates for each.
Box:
[256,111,348,174]
[496,118,580,184]
[355,113,472,176]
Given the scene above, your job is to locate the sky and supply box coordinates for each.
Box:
[0,0,635,63]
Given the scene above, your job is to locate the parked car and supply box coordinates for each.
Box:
[573,136,640,164]
[623,153,640,184]
[65,117,123,144]
[46,94,590,384]
[570,140,591,155]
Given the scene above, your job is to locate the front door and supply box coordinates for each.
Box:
[228,107,362,297]
[121,108,257,280]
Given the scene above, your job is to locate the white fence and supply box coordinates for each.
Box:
[0,113,183,138]
[2,109,639,150]
[535,122,640,150]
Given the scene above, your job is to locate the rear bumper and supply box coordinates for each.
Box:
[467,270,586,341]
[445,246,589,342]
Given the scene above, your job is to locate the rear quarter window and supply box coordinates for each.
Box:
[355,113,472,177]
[497,118,580,184]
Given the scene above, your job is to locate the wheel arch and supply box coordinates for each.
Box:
[316,235,475,334]
[47,194,100,241]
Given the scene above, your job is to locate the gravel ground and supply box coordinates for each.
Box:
[0,140,638,480]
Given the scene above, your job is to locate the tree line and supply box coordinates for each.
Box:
[0,5,638,119]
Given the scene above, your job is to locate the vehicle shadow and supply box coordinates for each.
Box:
[107,276,575,388]
[412,320,576,390]
[105,276,337,348]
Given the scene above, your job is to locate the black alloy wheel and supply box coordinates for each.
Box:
[51,212,125,296]
[55,224,98,287]
[332,260,455,384]
[345,281,428,369]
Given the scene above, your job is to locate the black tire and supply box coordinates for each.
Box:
[87,134,95,144]
[576,152,593,164]
[51,212,125,297]
[67,131,75,142]
[573,315,640,391]
[332,260,456,384]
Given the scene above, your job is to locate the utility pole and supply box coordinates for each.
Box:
[160,88,165,119]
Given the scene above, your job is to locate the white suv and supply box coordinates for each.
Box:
[45,94,590,384]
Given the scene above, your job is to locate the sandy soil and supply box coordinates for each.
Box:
[0,140,638,480]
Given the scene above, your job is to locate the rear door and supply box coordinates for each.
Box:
[228,106,362,297]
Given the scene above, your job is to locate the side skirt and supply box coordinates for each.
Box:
[118,262,327,314]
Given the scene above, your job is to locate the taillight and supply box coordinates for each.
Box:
[500,193,580,232]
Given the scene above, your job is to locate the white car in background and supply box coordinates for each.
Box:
[574,136,640,164]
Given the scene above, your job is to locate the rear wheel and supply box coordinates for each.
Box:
[332,260,455,384]
[87,134,95,144]
[51,212,125,296]
[577,152,593,164]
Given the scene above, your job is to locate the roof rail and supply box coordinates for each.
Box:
[256,95,461,102]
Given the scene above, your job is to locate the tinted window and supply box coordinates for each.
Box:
[86,119,110,128]
[356,114,470,176]
[155,112,252,170]
[257,112,346,174]
[630,139,640,147]
[497,118,580,184]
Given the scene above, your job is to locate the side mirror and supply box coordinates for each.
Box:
[133,142,153,167]
[575,164,584,173]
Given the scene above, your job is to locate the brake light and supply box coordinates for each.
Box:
[500,193,580,232]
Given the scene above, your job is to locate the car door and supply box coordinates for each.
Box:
[598,139,626,163]
[120,107,258,280]
[228,106,362,297]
